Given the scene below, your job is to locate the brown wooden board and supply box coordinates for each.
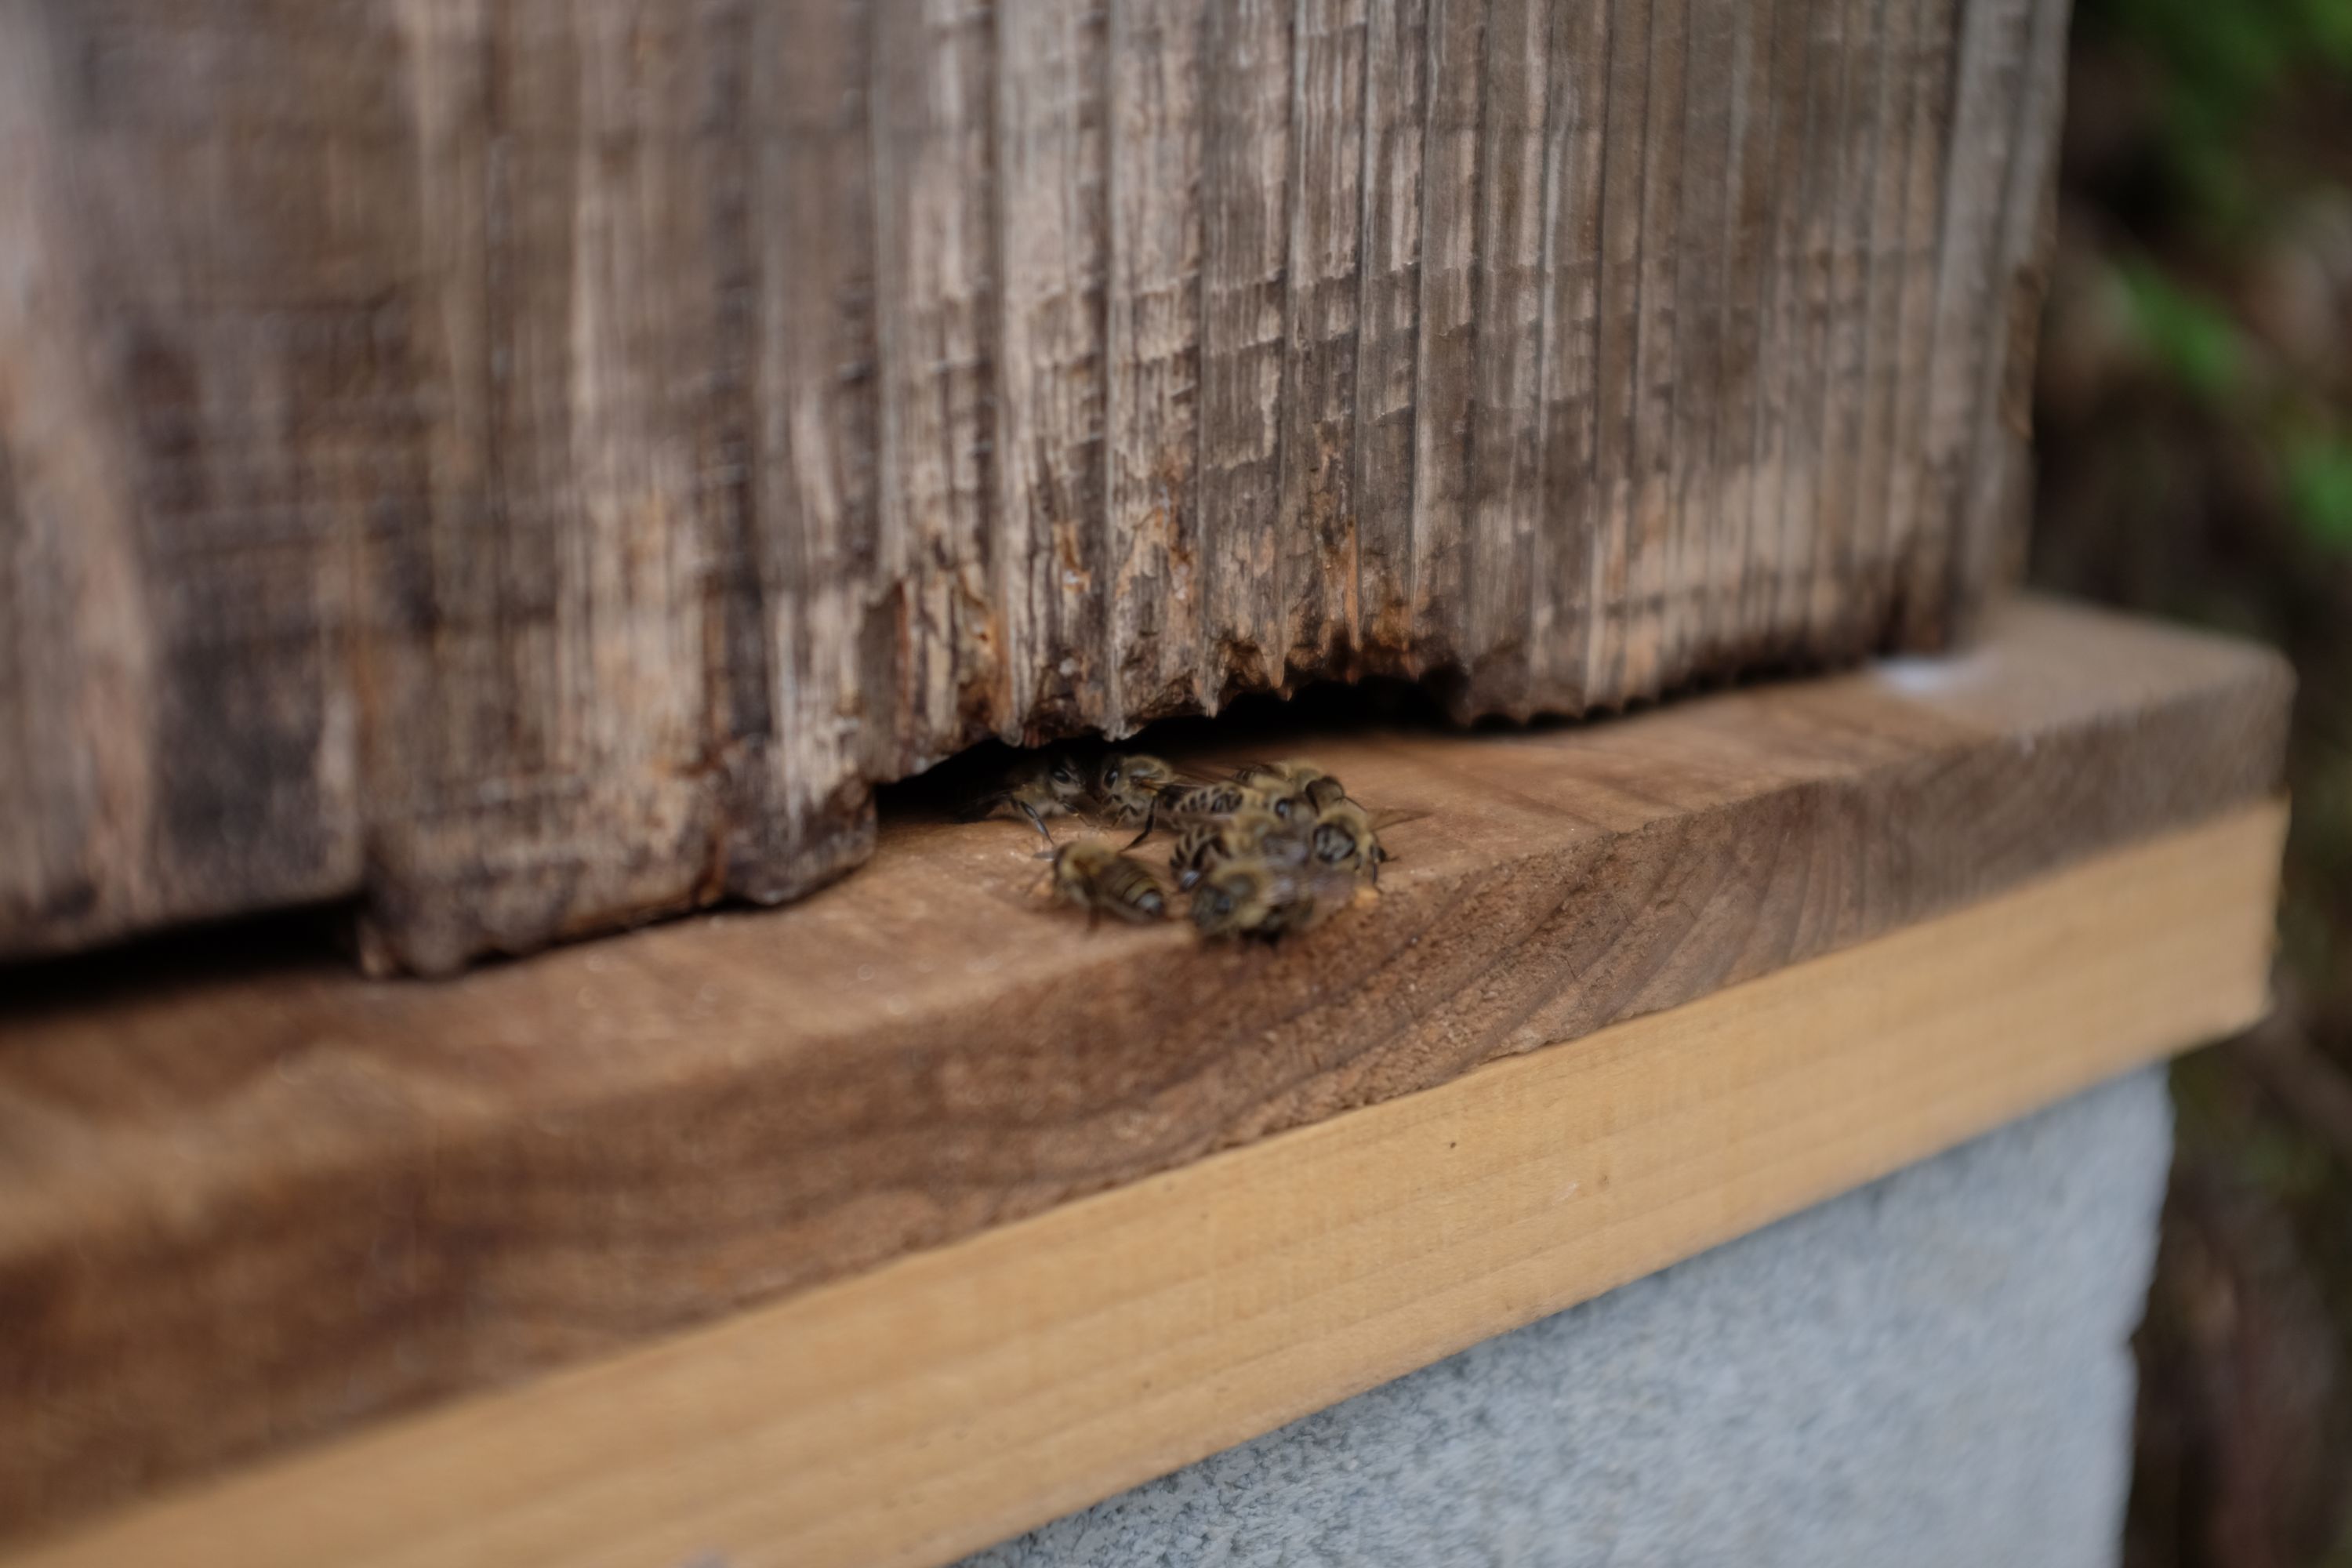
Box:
[0,0,2075,971]
[4,803,2285,1568]
[0,597,2292,1544]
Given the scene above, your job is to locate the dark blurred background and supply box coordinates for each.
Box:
[2034,1,2352,1562]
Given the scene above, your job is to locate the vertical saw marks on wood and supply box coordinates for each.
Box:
[0,0,2071,971]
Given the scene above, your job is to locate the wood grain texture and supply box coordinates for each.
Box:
[5,800,2287,1568]
[0,0,363,955]
[1351,0,1426,662]
[0,597,2291,1541]
[0,0,2078,970]
[1105,0,1205,717]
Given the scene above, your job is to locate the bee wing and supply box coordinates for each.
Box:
[1156,760,1240,789]
[1366,806,1431,833]
[1220,758,1296,784]
[956,789,1011,822]
[1123,766,1236,842]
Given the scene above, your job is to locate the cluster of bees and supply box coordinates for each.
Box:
[967,750,1396,940]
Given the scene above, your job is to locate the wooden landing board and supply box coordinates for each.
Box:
[0,597,2292,1543]
[8,804,2286,1568]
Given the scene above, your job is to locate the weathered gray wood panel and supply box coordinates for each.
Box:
[0,0,2071,971]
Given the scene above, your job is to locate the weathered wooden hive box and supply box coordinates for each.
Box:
[0,0,2064,972]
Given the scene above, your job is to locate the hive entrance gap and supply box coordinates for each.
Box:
[878,673,1466,828]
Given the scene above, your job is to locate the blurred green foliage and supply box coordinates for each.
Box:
[2071,0,2352,552]
[2287,434,2352,550]
[2090,0,2352,230]
[2042,2,2352,1566]
[2116,263,2246,399]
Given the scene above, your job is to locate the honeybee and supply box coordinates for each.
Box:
[1232,760,1347,820]
[1123,776,1254,847]
[965,753,1091,844]
[1043,838,1171,927]
[1232,757,1345,808]
[1094,752,1179,828]
[1302,777,1348,812]
[1167,807,1307,891]
[1307,797,1391,885]
[1187,858,1327,941]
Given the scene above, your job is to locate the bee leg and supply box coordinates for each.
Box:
[1122,800,1160,851]
[1020,800,1057,846]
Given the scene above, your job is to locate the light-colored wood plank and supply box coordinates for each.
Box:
[8,802,2286,1568]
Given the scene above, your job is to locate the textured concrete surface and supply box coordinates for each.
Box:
[960,1069,2172,1568]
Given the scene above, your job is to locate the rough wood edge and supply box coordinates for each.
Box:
[6,802,2285,1568]
[2,0,2076,973]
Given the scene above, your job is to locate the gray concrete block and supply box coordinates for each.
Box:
[959,1068,2172,1568]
